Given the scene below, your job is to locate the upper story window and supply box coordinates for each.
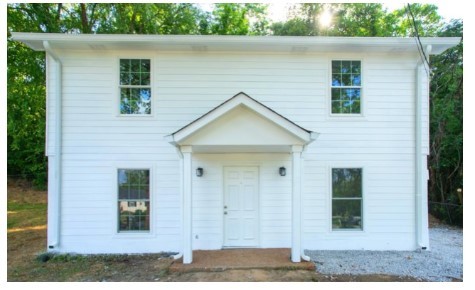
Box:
[119,59,151,115]
[331,60,361,114]
[332,168,363,230]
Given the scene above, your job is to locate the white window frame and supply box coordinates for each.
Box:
[329,166,365,232]
[113,165,155,238]
[116,57,155,118]
[328,59,365,118]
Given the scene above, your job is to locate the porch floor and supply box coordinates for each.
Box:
[169,248,316,273]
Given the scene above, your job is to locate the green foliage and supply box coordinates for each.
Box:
[96,4,204,34]
[7,4,50,187]
[428,20,463,226]
[209,3,269,35]
[391,3,444,36]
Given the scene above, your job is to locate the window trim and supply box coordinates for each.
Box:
[113,165,155,237]
[115,57,155,118]
[329,166,365,232]
[328,58,366,119]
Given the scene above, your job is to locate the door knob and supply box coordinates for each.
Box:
[224,211,228,215]
[224,205,227,209]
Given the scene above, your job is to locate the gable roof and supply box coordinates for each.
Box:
[166,92,318,147]
[11,33,460,55]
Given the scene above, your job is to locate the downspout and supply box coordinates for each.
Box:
[43,41,62,250]
[174,145,184,260]
[165,135,184,260]
[415,45,431,250]
[300,145,311,262]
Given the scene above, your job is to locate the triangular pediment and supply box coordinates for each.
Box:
[167,92,317,150]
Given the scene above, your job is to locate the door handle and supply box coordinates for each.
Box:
[224,211,228,215]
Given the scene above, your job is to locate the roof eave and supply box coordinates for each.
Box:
[10,32,460,54]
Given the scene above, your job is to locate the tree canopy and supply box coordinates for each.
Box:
[7,3,462,225]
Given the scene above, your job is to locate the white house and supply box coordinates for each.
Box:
[12,33,459,264]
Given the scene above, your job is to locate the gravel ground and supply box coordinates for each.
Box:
[306,226,463,282]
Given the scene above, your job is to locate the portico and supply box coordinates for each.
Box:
[166,92,318,264]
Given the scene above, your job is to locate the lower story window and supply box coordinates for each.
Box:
[332,168,363,230]
[118,169,150,232]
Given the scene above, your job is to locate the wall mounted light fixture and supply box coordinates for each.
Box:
[279,167,286,176]
[196,167,204,177]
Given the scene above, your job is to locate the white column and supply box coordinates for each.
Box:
[181,145,193,264]
[291,145,303,262]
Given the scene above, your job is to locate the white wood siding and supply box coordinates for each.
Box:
[51,49,424,253]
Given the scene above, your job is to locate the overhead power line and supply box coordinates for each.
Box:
[405,3,430,77]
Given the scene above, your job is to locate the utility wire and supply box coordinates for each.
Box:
[405,3,430,77]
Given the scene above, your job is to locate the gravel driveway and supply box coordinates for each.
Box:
[306,226,463,282]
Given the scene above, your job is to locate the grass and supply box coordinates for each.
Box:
[7,202,47,230]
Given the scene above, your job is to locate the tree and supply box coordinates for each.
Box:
[428,20,463,225]
[7,4,60,187]
[209,3,269,35]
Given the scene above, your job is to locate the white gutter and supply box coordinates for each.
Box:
[415,45,432,250]
[43,41,62,250]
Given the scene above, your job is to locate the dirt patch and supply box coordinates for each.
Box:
[166,269,319,282]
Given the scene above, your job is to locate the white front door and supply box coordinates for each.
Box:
[223,167,259,247]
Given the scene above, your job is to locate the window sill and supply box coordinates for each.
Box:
[113,231,155,239]
[330,229,366,234]
[115,114,156,120]
[327,113,367,121]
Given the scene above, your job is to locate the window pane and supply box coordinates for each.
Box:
[332,74,342,86]
[120,88,151,115]
[120,59,130,73]
[332,199,362,229]
[332,101,342,114]
[341,102,351,114]
[332,168,362,198]
[351,100,360,114]
[141,73,151,86]
[351,74,361,86]
[120,72,131,85]
[351,61,361,74]
[341,61,351,73]
[118,185,129,199]
[331,88,341,101]
[130,72,141,85]
[119,201,150,231]
[341,74,351,86]
[140,59,151,73]
[342,88,353,100]
[131,59,141,72]
[332,60,341,73]
[120,88,131,114]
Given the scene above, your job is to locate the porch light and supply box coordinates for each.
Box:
[279,167,286,176]
[196,167,204,177]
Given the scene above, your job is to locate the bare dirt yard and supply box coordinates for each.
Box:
[6,179,450,282]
